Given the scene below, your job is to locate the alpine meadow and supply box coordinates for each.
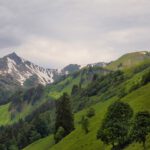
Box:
[0,0,150,150]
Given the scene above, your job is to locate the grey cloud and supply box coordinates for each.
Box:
[0,0,150,67]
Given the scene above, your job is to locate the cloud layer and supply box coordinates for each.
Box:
[0,0,150,68]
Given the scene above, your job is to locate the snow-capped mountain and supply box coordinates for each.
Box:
[0,52,108,104]
[0,52,108,88]
[0,52,58,86]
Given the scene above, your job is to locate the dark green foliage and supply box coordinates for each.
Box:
[71,84,79,96]
[131,111,150,149]
[9,84,45,118]
[117,88,127,99]
[133,62,150,74]
[128,83,140,93]
[23,75,39,88]
[0,103,53,150]
[141,69,150,85]
[0,144,6,150]
[118,63,123,69]
[97,101,133,149]
[55,93,74,142]
[8,145,18,150]
[29,130,41,143]
[54,127,65,143]
[7,139,19,150]
[81,116,89,134]
[0,74,21,104]
[33,113,51,137]
[92,73,98,81]
[84,70,124,97]
[86,108,95,118]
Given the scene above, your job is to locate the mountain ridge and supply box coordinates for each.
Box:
[0,52,58,86]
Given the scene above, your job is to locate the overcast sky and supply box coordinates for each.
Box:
[0,0,150,68]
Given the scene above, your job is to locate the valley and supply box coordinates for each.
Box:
[0,51,150,150]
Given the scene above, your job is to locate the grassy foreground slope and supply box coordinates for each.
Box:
[0,103,11,125]
[24,135,54,150]
[50,84,150,150]
[24,83,150,150]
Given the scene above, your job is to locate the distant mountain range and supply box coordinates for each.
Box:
[0,51,149,104]
[0,52,107,87]
[0,50,150,150]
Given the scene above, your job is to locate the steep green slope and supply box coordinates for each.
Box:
[0,101,43,126]
[24,135,54,150]
[106,51,150,70]
[0,66,108,126]
[1,51,149,126]
[47,66,109,99]
[0,86,49,125]
[24,83,150,150]
[50,84,150,150]
[0,103,11,125]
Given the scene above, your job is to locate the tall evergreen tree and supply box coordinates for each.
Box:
[55,93,74,142]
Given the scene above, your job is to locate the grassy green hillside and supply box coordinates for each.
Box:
[24,83,150,150]
[0,66,107,126]
[0,51,149,127]
[24,135,54,150]
[0,103,11,125]
[0,97,49,126]
[1,51,150,150]
[47,66,109,99]
[106,51,150,70]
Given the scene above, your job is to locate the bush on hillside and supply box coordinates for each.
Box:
[81,116,89,134]
[54,127,65,143]
[86,108,95,118]
[141,69,150,85]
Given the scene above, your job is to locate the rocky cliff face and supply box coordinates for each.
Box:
[0,52,59,86]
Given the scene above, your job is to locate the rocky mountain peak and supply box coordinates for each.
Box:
[0,52,59,86]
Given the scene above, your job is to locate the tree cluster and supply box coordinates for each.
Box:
[0,101,54,150]
[97,101,150,150]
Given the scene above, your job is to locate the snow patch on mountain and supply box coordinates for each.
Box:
[0,53,58,86]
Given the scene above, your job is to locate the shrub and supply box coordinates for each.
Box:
[86,108,95,118]
[81,116,89,134]
[54,127,65,143]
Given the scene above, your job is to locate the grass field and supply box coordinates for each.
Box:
[0,98,48,126]
[0,103,11,125]
[24,83,150,150]
[23,135,54,150]
[106,51,150,70]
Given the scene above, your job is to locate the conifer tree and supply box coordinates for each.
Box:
[55,93,74,142]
